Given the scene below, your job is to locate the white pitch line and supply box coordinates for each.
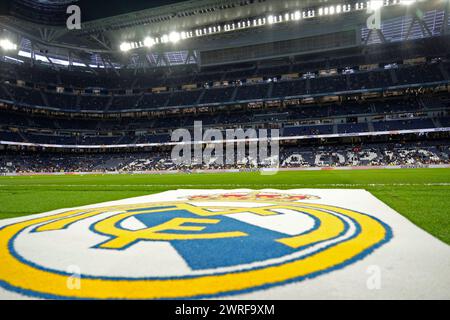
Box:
[0,183,449,187]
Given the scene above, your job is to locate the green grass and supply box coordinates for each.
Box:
[0,168,449,244]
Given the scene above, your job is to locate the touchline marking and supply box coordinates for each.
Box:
[0,183,449,187]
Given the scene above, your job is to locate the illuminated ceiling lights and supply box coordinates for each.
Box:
[144,37,155,48]
[369,0,384,10]
[119,43,129,52]
[120,0,419,51]
[267,14,284,24]
[0,39,17,51]
[161,34,169,43]
[169,31,181,43]
[400,0,416,5]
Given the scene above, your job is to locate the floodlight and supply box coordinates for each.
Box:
[370,0,384,10]
[400,0,415,5]
[0,39,17,51]
[161,34,169,43]
[119,42,131,52]
[169,31,181,43]
[143,37,155,48]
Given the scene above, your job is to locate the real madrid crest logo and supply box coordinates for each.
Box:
[0,192,392,299]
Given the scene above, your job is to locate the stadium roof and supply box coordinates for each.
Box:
[6,0,188,24]
[0,0,448,69]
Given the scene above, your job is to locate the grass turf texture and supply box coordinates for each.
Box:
[0,168,449,244]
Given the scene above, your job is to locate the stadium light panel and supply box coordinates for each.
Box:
[161,34,169,43]
[355,2,365,10]
[0,39,17,51]
[400,0,415,5]
[119,42,131,52]
[369,0,384,10]
[116,0,412,53]
[144,37,155,48]
[169,32,181,43]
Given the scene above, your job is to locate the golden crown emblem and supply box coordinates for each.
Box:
[186,192,320,202]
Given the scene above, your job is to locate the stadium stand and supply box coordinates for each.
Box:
[0,60,448,112]
[1,141,449,174]
[0,0,449,172]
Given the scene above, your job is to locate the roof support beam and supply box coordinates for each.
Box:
[103,56,120,76]
[185,49,198,65]
[405,10,433,40]
[145,54,156,68]
[30,41,35,67]
[34,43,57,70]
[68,50,73,70]
[443,0,449,35]
[0,21,111,54]
[89,34,112,51]
[74,53,98,76]
[38,27,59,43]
[364,28,386,45]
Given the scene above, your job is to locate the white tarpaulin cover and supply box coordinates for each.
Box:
[0,189,449,300]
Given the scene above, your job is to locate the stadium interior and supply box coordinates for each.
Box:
[0,0,450,173]
[1,0,450,304]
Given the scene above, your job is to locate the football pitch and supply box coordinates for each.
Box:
[0,168,449,244]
